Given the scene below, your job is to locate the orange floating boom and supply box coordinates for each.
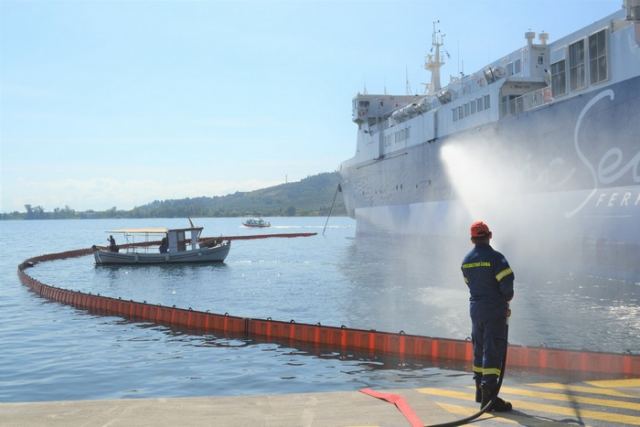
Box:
[16,247,640,377]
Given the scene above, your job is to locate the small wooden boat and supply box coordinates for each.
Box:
[93,226,230,265]
[242,218,271,228]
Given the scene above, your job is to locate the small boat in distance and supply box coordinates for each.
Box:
[93,226,230,265]
[242,218,271,228]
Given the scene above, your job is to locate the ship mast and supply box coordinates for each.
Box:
[425,21,446,95]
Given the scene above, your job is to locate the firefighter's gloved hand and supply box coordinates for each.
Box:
[506,307,511,318]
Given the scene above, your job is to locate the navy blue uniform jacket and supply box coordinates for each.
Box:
[461,243,514,320]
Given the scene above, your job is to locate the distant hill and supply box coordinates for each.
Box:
[1,172,346,219]
[130,172,346,218]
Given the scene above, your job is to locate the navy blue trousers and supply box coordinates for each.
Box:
[471,316,507,386]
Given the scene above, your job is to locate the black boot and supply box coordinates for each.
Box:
[481,383,512,412]
[480,383,493,410]
[491,396,513,412]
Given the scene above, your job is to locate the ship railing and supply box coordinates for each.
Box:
[504,86,553,117]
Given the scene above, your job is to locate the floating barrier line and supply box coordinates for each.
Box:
[203,232,318,241]
[16,246,640,377]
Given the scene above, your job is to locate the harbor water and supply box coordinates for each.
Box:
[1,217,639,402]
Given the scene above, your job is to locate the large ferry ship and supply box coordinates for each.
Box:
[339,3,640,280]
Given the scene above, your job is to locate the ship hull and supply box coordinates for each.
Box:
[340,76,640,281]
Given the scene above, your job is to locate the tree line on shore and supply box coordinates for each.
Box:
[1,172,347,220]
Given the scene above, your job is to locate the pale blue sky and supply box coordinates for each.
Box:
[0,0,619,212]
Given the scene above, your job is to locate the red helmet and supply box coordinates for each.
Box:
[470,221,492,238]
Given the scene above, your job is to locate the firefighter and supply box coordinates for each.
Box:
[461,221,513,412]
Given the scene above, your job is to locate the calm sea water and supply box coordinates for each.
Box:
[1,217,638,402]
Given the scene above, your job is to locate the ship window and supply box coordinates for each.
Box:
[538,54,544,65]
[452,108,458,121]
[514,96,524,114]
[458,106,463,119]
[514,59,522,74]
[464,103,470,116]
[484,94,490,109]
[359,100,370,107]
[569,39,585,90]
[589,29,607,84]
[500,96,508,116]
[551,60,566,97]
[470,100,477,114]
[477,97,483,111]
[506,62,514,76]
[392,128,410,143]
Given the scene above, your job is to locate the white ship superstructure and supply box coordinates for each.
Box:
[340,3,640,280]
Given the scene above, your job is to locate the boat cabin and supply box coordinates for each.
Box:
[166,227,202,252]
[109,227,204,253]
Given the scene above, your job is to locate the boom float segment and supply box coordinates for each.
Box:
[17,246,640,376]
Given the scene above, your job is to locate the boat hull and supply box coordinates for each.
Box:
[93,242,231,265]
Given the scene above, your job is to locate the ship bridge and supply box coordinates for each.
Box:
[352,94,421,127]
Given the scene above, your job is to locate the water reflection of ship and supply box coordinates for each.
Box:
[339,233,640,355]
[338,234,469,338]
[339,6,640,281]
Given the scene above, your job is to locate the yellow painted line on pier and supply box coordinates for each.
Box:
[509,398,640,426]
[417,387,473,399]
[435,402,571,426]
[499,386,640,411]
[434,402,516,424]
[530,382,634,398]
[417,388,640,425]
[586,378,640,389]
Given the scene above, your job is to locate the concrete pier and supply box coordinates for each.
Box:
[1,378,638,426]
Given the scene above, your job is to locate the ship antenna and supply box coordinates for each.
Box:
[424,20,447,95]
[405,65,412,95]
